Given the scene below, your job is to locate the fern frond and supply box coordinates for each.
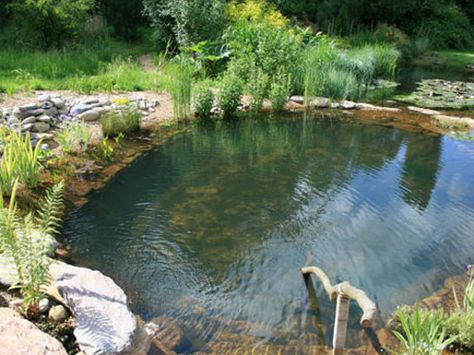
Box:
[36,181,65,236]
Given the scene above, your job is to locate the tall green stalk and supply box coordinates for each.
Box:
[164,61,193,120]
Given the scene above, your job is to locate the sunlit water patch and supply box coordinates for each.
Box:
[62,114,474,352]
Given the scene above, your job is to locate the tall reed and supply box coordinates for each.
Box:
[164,61,193,120]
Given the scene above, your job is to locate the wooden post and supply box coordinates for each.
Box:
[333,294,350,355]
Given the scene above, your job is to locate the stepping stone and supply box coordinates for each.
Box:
[0,307,67,355]
[49,262,137,354]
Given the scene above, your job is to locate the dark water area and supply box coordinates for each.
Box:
[396,64,474,94]
[62,114,474,352]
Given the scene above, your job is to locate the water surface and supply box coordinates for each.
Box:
[63,114,474,352]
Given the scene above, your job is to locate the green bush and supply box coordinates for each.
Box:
[445,311,474,352]
[143,0,228,49]
[414,4,474,49]
[269,68,291,111]
[248,67,269,111]
[218,73,243,118]
[224,20,302,89]
[101,109,141,137]
[193,85,214,118]
[2,0,95,49]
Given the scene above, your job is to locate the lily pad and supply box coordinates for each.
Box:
[400,79,474,109]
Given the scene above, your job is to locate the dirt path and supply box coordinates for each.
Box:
[138,53,156,72]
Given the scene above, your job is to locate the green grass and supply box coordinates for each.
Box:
[412,49,474,72]
[163,61,193,120]
[0,41,160,94]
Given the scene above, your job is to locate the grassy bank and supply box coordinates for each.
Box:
[0,41,158,95]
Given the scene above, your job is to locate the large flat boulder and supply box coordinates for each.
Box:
[49,262,137,355]
[0,307,67,355]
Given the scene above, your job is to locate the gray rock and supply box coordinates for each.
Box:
[78,109,100,121]
[312,97,330,108]
[48,305,69,322]
[22,123,34,132]
[52,98,65,109]
[99,98,112,106]
[19,103,38,111]
[71,104,92,116]
[44,107,58,116]
[38,298,50,314]
[28,108,45,117]
[289,95,305,104]
[22,116,36,124]
[30,132,54,141]
[38,93,51,102]
[49,262,137,354]
[0,308,68,355]
[33,122,50,133]
[8,116,19,125]
[84,98,99,105]
[407,106,441,116]
[37,115,52,123]
[11,107,25,119]
[40,101,54,110]
[341,100,356,109]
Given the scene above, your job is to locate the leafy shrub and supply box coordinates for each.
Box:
[393,306,457,355]
[224,20,302,89]
[228,0,289,28]
[101,108,141,137]
[0,129,42,195]
[3,0,95,49]
[269,68,291,111]
[142,0,228,49]
[248,67,269,111]
[0,180,64,315]
[163,60,193,120]
[193,85,214,118]
[56,121,91,153]
[445,311,474,352]
[414,4,473,49]
[218,73,243,118]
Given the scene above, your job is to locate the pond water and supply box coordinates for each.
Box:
[63,114,474,352]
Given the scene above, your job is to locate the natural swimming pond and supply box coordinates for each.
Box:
[63,114,474,352]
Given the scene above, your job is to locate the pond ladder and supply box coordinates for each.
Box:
[301,266,377,355]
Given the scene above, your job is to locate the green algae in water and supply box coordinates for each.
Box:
[62,114,474,352]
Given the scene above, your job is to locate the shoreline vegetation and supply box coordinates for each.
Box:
[1,0,474,353]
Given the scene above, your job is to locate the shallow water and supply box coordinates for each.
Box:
[63,114,474,352]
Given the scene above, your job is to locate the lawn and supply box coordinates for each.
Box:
[0,41,160,95]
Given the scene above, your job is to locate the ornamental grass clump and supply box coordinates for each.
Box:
[0,128,42,195]
[393,306,457,355]
[164,61,193,120]
[0,180,64,316]
[101,108,141,137]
